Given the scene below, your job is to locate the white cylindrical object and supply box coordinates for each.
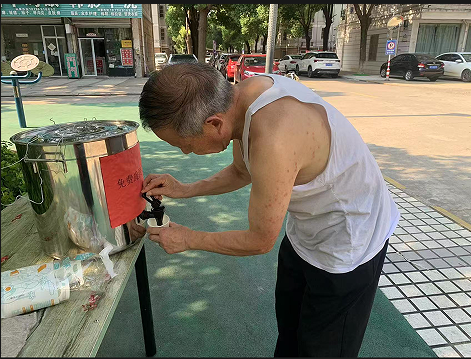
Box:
[147,214,170,228]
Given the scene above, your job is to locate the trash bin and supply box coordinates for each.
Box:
[10,120,146,259]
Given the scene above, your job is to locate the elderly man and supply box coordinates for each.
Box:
[138,63,399,357]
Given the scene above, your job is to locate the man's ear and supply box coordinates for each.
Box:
[204,115,224,135]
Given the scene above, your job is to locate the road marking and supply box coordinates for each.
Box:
[383,175,406,190]
[349,91,379,98]
[432,206,471,231]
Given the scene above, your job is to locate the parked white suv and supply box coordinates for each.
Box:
[435,52,471,82]
[296,51,341,78]
[278,54,303,73]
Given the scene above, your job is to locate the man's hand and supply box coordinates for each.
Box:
[142,174,189,199]
[129,220,147,242]
[147,222,192,254]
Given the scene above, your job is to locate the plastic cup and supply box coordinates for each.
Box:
[147,214,170,228]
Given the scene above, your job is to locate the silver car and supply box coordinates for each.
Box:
[278,54,303,73]
[167,54,198,65]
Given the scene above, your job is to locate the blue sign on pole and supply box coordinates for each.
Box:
[385,40,397,55]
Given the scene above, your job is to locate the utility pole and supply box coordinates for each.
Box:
[265,4,278,74]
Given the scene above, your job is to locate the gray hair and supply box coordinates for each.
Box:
[139,62,234,137]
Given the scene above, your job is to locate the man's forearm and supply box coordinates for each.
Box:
[183,164,251,198]
[187,229,273,256]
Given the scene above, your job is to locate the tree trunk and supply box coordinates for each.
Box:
[322,4,333,51]
[262,35,267,54]
[198,7,210,63]
[305,32,311,51]
[185,14,191,54]
[359,20,368,73]
[254,35,259,53]
[188,8,198,55]
[245,40,251,54]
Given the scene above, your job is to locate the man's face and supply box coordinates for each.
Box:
[154,121,230,155]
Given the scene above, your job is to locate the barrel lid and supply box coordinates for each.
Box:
[10,120,139,145]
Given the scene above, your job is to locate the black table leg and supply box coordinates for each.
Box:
[135,244,157,357]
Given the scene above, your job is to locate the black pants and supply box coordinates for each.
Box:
[274,235,388,357]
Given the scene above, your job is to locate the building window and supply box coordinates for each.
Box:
[368,34,379,61]
[160,28,165,41]
[159,5,164,18]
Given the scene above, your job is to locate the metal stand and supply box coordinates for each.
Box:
[1,71,42,128]
[135,244,157,357]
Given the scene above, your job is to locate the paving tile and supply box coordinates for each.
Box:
[389,235,401,244]
[432,224,450,231]
[398,284,424,297]
[462,256,471,266]
[405,227,422,234]
[456,266,471,277]
[405,271,430,283]
[432,346,460,358]
[449,293,471,307]
[455,343,471,357]
[444,257,468,267]
[422,218,441,226]
[386,245,394,253]
[415,213,430,219]
[408,241,429,250]
[394,228,407,235]
[446,223,465,231]
[456,229,471,237]
[450,247,469,256]
[427,258,450,269]
[391,299,417,313]
[402,213,417,220]
[428,232,446,240]
[423,269,447,281]
[411,297,438,311]
[398,234,416,242]
[416,328,447,346]
[451,237,471,246]
[404,313,432,329]
[428,212,445,219]
[444,308,471,324]
[417,225,435,233]
[437,326,468,344]
[453,279,471,291]
[417,249,439,259]
[460,323,471,336]
[437,217,453,224]
[435,281,461,294]
[437,239,459,248]
[392,243,412,252]
[382,263,400,274]
[464,307,471,316]
[395,261,416,272]
[388,273,411,285]
[422,241,443,249]
[440,268,465,280]
[430,295,458,309]
[402,251,422,261]
[424,310,453,326]
[418,206,434,213]
[443,231,460,239]
[432,248,455,258]
[412,260,433,270]
[378,275,393,287]
[381,286,404,299]
[417,282,443,296]
[412,233,432,241]
[387,253,405,262]
[409,219,427,226]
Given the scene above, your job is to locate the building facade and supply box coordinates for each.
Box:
[336,4,471,73]
[1,3,154,78]
[151,4,172,56]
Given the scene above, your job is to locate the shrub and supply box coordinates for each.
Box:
[1,141,26,210]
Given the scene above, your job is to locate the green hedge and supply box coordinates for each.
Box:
[1,141,26,210]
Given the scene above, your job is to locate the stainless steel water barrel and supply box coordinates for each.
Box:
[10,120,144,259]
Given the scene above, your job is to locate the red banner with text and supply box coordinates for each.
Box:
[100,143,146,228]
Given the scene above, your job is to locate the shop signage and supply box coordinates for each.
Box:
[16,33,28,37]
[47,43,56,51]
[120,48,133,67]
[86,33,97,37]
[64,53,80,79]
[121,40,132,48]
[1,4,142,18]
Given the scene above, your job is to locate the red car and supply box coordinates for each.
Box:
[233,54,281,83]
[220,54,241,80]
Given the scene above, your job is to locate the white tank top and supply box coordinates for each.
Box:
[240,74,400,273]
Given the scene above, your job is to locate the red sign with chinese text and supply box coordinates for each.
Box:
[99,143,146,228]
[120,48,133,66]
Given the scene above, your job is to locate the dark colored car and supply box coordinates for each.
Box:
[220,54,241,80]
[380,53,444,81]
[167,54,198,65]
